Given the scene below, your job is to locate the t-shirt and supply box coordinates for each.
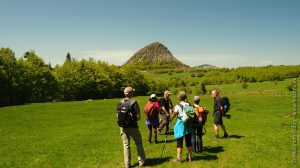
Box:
[214,97,222,112]
[159,97,173,113]
[174,101,189,117]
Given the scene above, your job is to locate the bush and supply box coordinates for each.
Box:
[241,82,249,89]
[286,81,294,91]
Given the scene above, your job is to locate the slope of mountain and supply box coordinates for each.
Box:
[123,42,189,69]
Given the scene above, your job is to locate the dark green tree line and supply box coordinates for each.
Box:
[0,48,166,106]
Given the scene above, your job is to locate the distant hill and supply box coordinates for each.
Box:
[194,64,218,69]
[123,42,189,69]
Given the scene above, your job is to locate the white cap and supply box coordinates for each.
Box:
[150,94,156,98]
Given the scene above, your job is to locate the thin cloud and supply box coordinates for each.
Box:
[78,49,135,65]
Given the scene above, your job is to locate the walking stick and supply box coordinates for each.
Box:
[161,111,174,158]
[160,133,168,158]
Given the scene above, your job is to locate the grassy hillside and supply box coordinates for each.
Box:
[0,80,299,167]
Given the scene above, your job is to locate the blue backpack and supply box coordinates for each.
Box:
[221,97,230,113]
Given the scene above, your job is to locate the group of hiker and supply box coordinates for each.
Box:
[116,87,229,168]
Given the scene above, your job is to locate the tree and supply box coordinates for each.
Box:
[20,50,58,102]
[0,48,17,105]
[66,52,71,62]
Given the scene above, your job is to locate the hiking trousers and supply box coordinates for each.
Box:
[192,125,203,153]
[120,127,146,167]
[158,114,169,133]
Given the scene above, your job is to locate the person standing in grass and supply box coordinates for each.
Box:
[116,87,146,168]
[192,95,205,153]
[211,89,228,139]
[144,94,160,144]
[158,90,173,135]
[172,91,193,162]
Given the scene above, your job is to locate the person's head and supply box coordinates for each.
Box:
[149,93,157,102]
[124,87,134,98]
[193,95,200,104]
[178,91,187,101]
[164,90,172,99]
[211,89,219,98]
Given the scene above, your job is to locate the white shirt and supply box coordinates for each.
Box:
[174,101,189,117]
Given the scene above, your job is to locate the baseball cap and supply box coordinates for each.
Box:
[164,90,172,96]
[124,87,135,95]
[150,94,156,99]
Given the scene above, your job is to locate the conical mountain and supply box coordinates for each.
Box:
[124,42,189,70]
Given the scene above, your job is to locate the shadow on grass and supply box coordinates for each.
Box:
[229,134,245,139]
[132,157,172,167]
[193,154,218,161]
[204,146,225,154]
[156,138,175,144]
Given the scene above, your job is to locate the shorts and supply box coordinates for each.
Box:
[176,133,192,148]
[214,111,223,125]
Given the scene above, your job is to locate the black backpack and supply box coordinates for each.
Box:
[221,97,230,114]
[117,99,137,127]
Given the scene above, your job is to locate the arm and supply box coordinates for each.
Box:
[116,101,121,119]
[162,106,169,117]
[133,100,141,121]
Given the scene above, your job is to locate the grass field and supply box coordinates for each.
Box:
[0,80,299,167]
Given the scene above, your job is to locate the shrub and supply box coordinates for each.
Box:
[241,82,249,89]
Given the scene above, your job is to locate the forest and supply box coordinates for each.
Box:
[1,47,299,106]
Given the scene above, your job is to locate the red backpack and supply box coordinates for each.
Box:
[145,101,159,119]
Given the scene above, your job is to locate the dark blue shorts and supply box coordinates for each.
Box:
[214,111,223,125]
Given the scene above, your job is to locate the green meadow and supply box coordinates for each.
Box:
[0,80,299,167]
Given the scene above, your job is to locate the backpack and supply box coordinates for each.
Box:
[117,99,136,127]
[196,106,208,126]
[145,101,159,119]
[221,97,230,113]
[179,104,195,126]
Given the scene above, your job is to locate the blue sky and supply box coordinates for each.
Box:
[1,0,299,67]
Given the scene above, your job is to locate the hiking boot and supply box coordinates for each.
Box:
[139,161,145,167]
[222,133,229,138]
[214,135,220,139]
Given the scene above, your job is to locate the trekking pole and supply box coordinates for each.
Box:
[160,133,168,158]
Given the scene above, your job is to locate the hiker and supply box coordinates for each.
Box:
[172,91,193,162]
[158,90,173,135]
[211,89,228,139]
[116,87,146,168]
[192,96,206,153]
[144,94,160,144]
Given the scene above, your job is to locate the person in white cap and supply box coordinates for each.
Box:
[116,87,146,168]
[158,90,173,135]
[144,94,160,143]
